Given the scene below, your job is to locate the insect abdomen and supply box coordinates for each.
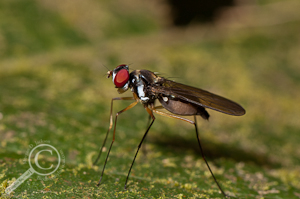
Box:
[159,97,209,119]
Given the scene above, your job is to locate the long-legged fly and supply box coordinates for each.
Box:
[94,64,245,197]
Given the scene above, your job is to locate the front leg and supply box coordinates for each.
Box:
[93,97,135,165]
[97,97,139,186]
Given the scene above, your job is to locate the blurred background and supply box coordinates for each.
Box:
[1,0,300,198]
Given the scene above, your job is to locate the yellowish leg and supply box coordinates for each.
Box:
[96,94,139,186]
[93,97,135,165]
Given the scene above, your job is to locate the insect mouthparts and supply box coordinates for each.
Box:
[107,70,113,78]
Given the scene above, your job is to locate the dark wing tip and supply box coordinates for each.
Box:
[229,104,246,116]
[238,107,246,116]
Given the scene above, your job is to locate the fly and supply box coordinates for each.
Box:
[94,64,246,198]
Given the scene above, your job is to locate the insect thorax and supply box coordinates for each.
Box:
[130,70,158,104]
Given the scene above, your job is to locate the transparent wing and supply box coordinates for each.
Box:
[154,79,245,116]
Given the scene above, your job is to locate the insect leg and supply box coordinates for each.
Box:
[93,97,135,165]
[141,114,151,156]
[152,108,195,123]
[153,105,164,110]
[97,98,138,186]
[124,106,155,189]
[142,106,164,156]
[193,115,228,198]
[151,108,228,198]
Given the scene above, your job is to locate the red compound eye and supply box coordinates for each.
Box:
[114,69,129,88]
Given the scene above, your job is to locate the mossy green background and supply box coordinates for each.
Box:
[1,0,300,198]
